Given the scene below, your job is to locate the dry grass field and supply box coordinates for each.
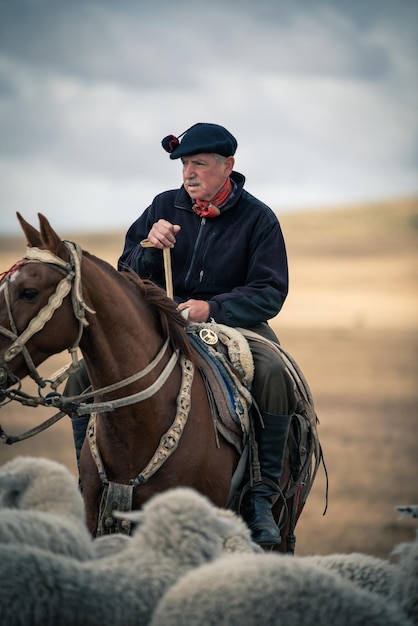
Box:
[0,197,417,558]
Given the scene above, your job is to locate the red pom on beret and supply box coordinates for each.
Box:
[161,134,180,153]
[161,123,237,160]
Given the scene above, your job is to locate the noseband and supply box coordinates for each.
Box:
[0,241,94,388]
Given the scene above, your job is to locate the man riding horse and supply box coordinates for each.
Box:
[71,123,296,548]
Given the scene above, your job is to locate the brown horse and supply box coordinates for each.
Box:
[0,214,323,550]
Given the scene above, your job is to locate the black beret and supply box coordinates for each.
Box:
[161,123,237,160]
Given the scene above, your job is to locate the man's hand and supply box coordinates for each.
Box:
[147,219,181,249]
[178,300,210,323]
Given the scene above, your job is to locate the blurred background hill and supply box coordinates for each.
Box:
[1,196,417,557]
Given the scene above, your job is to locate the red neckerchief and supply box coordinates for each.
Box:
[192,178,233,218]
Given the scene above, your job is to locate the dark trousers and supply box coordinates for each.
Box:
[244,323,295,416]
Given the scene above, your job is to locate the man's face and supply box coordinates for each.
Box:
[181,153,234,201]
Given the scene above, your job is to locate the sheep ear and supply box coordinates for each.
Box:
[396,505,418,519]
[112,509,145,525]
[0,474,21,507]
[214,516,242,538]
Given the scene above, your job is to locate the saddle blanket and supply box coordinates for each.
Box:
[186,321,254,449]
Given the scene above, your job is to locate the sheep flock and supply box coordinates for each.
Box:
[0,455,416,626]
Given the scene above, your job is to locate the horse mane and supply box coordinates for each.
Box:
[128,274,194,361]
[82,251,193,360]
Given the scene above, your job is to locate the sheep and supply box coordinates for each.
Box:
[0,544,152,626]
[92,531,132,558]
[0,486,257,626]
[0,455,85,521]
[92,500,261,559]
[390,538,418,624]
[0,455,94,559]
[298,507,417,621]
[299,506,418,600]
[297,552,396,596]
[208,506,262,555]
[0,508,94,560]
[389,507,418,623]
[0,455,259,562]
[150,551,413,626]
[390,505,418,564]
[396,505,418,519]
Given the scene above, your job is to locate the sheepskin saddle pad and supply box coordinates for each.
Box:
[186,321,253,451]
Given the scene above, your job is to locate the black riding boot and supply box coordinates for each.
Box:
[241,412,291,547]
[71,415,90,480]
[64,360,91,487]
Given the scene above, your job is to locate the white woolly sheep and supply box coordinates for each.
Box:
[150,551,414,626]
[302,506,418,622]
[389,538,418,624]
[0,486,257,626]
[298,552,396,596]
[92,531,132,558]
[390,507,418,623]
[396,505,418,519]
[93,503,261,559]
[0,455,93,559]
[390,505,418,565]
[0,455,85,521]
[0,508,94,560]
[301,506,418,601]
[210,506,262,555]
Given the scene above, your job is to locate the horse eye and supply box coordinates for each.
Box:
[18,288,38,301]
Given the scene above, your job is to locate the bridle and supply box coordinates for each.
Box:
[0,241,183,443]
[0,242,93,389]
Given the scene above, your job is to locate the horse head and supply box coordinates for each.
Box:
[0,213,92,391]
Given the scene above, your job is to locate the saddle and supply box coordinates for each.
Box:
[186,322,254,453]
[96,323,325,534]
[186,322,324,513]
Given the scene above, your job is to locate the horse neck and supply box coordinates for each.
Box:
[79,255,164,389]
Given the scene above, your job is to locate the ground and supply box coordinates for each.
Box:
[1,197,417,557]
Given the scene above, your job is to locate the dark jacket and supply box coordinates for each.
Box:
[118,171,288,328]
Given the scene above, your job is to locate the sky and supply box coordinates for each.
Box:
[0,0,417,235]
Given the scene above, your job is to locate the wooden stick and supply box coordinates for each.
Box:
[140,239,174,300]
[162,247,173,299]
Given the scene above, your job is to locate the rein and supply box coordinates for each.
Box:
[0,342,178,445]
[0,243,94,388]
[88,355,195,488]
[0,243,181,444]
[68,348,180,417]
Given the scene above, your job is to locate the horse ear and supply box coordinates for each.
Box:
[37,213,64,256]
[16,212,43,248]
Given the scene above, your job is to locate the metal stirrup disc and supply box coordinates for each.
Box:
[199,328,218,345]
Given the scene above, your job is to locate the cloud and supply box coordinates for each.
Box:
[0,0,417,234]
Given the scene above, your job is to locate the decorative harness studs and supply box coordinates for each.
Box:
[0,242,195,492]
